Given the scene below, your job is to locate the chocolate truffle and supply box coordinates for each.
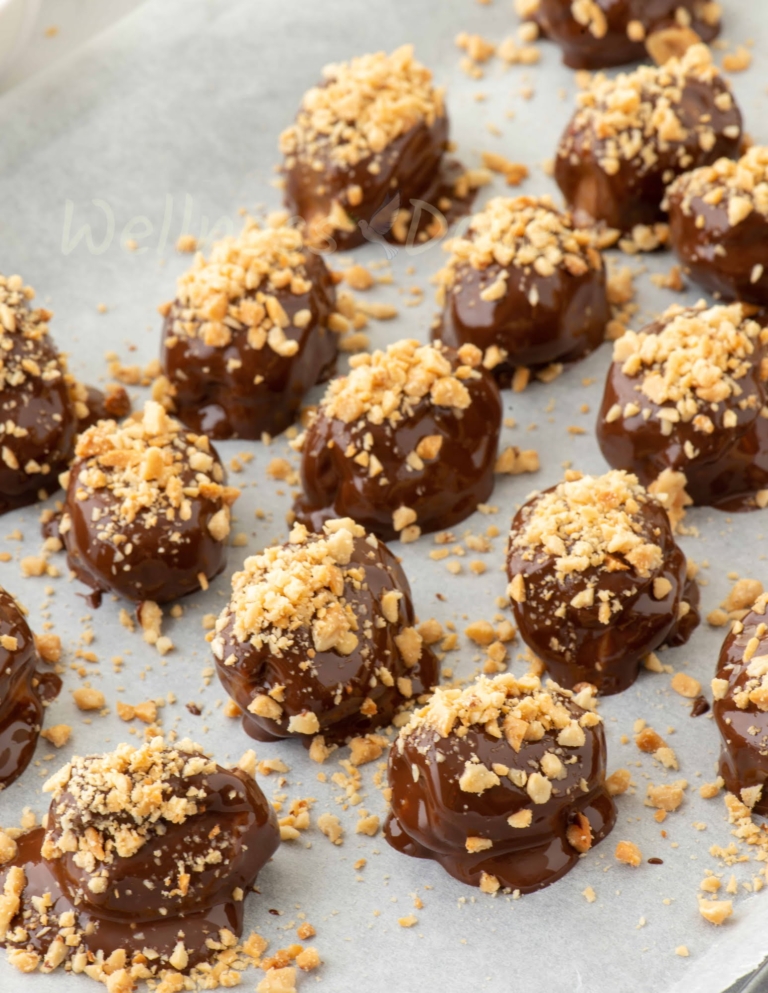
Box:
[555,44,742,234]
[59,401,239,604]
[0,274,128,516]
[160,217,337,440]
[506,470,699,695]
[292,339,502,541]
[0,736,279,979]
[213,517,437,749]
[280,45,450,252]
[0,587,60,790]
[521,0,720,70]
[713,591,768,816]
[434,195,609,380]
[385,672,616,894]
[666,147,768,305]
[597,302,768,509]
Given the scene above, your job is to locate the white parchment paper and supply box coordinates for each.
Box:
[0,2,767,991]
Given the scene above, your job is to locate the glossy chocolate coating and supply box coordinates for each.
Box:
[0,588,60,789]
[535,0,719,70]
[0,762,278,972]
[507,485,699,694]
[714,601,768,816]
[293,349,502,541]
[0,281,129,517]
[60,435,231,605]
[284,110,450,253]
[435,226,609,378]
[596,310,768,510]
[161,252,337,440]
[555,67,741,233]
[385,692,616,893]
[0,327,77,516]
[667,181,768,307]
[215,533,437,744]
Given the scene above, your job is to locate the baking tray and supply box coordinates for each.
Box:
[1,1,768,991]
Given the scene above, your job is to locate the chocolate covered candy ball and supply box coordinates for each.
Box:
[280,46,450,252]
[386,672,616,894]
[0,587,60,790]
[713,591,768,817]
[160,217,337,440]
[0,736,278,976]
[522,0,720,70]
[434,195,609,380]
[507,470,699,695]
[59,401,238,604]
[292,339,502,541]
[555,45,741,234]
[597,302,768,510]
[0,274,122,515]
[666,147,768,305]
[213,517,437,749]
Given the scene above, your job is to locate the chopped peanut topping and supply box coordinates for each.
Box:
[559,45,736,178]
[62,401,238,547]
[397,671,598,743]
[214,519,369,658]
[615,840,642,867]
[318,338,479,427]
[167,217,319,357]
[509,470,665,593]
[280,45,444,169]
[610,302,766,442]
[667,147,768,223]
[42,736,216,873]
[699,898,733,926]
[436,196,602,308]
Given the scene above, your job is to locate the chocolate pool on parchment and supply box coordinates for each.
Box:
[0,736,279,981]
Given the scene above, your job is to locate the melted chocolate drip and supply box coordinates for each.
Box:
[690,694,710,717]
